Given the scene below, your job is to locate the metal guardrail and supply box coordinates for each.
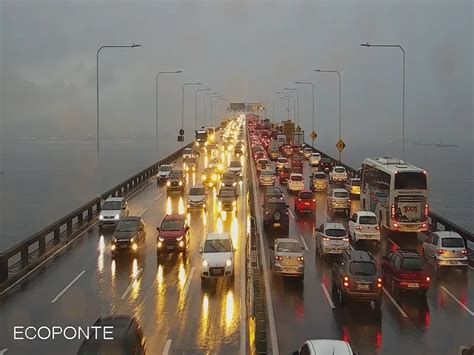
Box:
[308,145,474,248]
[0,142,193,292]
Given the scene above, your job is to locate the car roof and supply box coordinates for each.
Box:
[93,316,134,338]
[104,197,125,202]
[345,250,373,262]
[323,223,345,230]
[307,339,353,354]
[160,164,172,167]
[311,152,321,155]
[331,188,348,193]
[163,214,186,221]
[206,232,231,241]
[434,231,462,238]
[355,211,376,217]
[275,238,300,244]
[334,165,345,169]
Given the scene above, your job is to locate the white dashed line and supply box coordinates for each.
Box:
[383,287,408,318]
[51,270,86,303]
[299,235,309,251]
[323,211,332,222]
[440,286,474,316]
[121,268,143,300]
[289,209,295,220]
[183,266,195,299]
[155,193,163,201]
[138,208,148,217]
[320,283,336,309]
[162,339,172,355]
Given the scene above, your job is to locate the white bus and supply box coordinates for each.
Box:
[360,157,429,232]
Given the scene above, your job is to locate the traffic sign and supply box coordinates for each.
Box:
[336,138,346,152]
[310,131,318,141]
[179,128,185,136]
[177,135,184,142]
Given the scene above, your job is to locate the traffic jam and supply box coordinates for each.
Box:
[246,114,473,354]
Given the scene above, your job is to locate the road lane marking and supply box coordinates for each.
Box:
[383,287,408,318]
[182,266,195,299]
[0,349,7,354]
[323,211,332,222]
[320,283,336,309]
[440,286,474,316]
[138,208,148,217]
[51,270,86,303]
[162,339,172,355]
[300,235,309,251]
[289,209,295,220]
[121,268,143,300]
[155,193,163,201]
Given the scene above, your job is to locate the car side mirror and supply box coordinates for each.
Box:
[156,227,160,232]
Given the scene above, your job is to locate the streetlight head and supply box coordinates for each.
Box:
[295,81,301,84]
[361,42,370,47]
[131,43,141,48]
[176,70,183,73]
[314,69,320,72]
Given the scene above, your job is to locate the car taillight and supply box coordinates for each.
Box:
[375,225,380,230]
[461,249,468,255]
[312,199,316,202]
[323,237,330,241]
[356,226,362,231]
[424,204,429,218]
[377,278,383,288]
[347,199,351,203]
[275,256,283,260]
[343,276,349,287]
[298,198,302,202]
[437,249,445,255]
[332,199,336,202]
[426,276,431,282]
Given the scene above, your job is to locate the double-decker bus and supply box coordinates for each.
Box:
[360,157,429,232]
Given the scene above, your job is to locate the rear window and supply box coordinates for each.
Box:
[314,173,326,179]
[441,238,465,248]
[291,175,303,181]
[278,158,288,163]
[394,172,427,190]
[349,262,377,276]
[190,187,205,195]
[359,216,377,225]
[311,153,321,157]
[325,229,346,238]
[266,202,287,210]
[335,167,345,173]
[277,242,301,253]
[401,257,425,270]
[261,170,273,176]
[351,179,361,186]
[230,161,241,167]
[334,191,348,198]
[299,192,313,199]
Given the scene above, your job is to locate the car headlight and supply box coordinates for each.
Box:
[202,203,206,208]
[159,236,164,242]
[212,174,217,181]
[232,182,237,187]
[132,243,138,251]
[232,201,237,207]
[179,181,183,186]
[226,259,232,267]
[99,215,104,220]
[202,259,209,268]
[112,238,117,243]
[114,214,120,220]
[176,235,183,241]
[167,181,171,186]
[221,182,225,186]
[111,244,116,251]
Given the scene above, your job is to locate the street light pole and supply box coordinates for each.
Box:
[283,88,299,125]
[210,95,221,126]
[181,82,202,146]
[155,70,182,163]
[203,92,216,126]
[295,81,315,147]
[315,69,342,161]
[96,43,141,197]
[279,95,291,119]
[361,42,406,160]
[195,88,210,131]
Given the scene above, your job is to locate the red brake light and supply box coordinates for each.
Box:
[343,276,349,281]
[424,204,429,218]
[377,278,383,288]
[391,203,396,220]
[298,198,302,202]
[461,249,467,255]
[297,256,304,262]
[437,249,445,255]
[375,225,380,230]
[426,276,431,282]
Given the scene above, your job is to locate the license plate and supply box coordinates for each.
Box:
[408,283,419,288]
[274,223,281,227]
[166,245,175,250]
[357,284,370,291]
[304,202,310,206]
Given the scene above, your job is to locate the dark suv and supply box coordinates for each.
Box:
[167,170,185,194]
[332,251,382,311]
[77,316,147,355]
[320,157,333,173]
[262,197,290,235]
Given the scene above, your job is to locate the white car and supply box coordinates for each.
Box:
[314,223,349,257]
[99,197,129,229]
[292,339,355,355]
[329,166,348,183]
[303,147,313,159]
[182,147,193,159]
[309,152,321,167]
[259,169,275,186]
[157,164,172,183]
[269,238,305,279]
[200,232,236,282]
[228,160,243,177]
[348,211,380,244]
[187,185,207,210]
[287,173,305,194]
[422,231,469,273]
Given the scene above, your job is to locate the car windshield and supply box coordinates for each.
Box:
[230,161,241,167]
[204,239,231,253]
[441,238,465,248]
[335,167,345,173]
[102,201,122,210]
[223,173,235,180]
[401,258,425,270]
[291,175,303,181]
[159,165,171,172]
[359,216,377,225]
[261,171,273,176]
[299,192,313,199]
[219,189,235,197]
[334,191,348,198]
[116,220,138,232]
[321,158,331,163]
[161,219,184,231]
[183,149,192,154]
[277,242,301,253]
[349,261,377,276]
[325,229,346,238]
[190,187,205,195]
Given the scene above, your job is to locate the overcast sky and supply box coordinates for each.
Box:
[1,0,472,151]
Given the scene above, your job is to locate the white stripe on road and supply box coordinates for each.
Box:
[440,286,474,316]
[51,270,86,303]
[121,268,143,300]
[383,287,408,318]
[289,209,295,220]
[299,235,309,251]
[182,266,195,299]
[323,211,332,222]
[138,208,148,217]
[349,244,355,251]
[162,339,172,355]
[155,193,163,201]
[320,283,336,309]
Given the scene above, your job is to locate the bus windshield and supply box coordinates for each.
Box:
[394,172,427,190]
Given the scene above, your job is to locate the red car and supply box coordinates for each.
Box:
[280,144,293,158]
[382,249,431,295]
[291,153,304,173]
[278,167,292,184]
[156,214,190,257]
[253,151,267,162]
[294,190,316,215]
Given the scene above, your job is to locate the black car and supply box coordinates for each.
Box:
[221,172,238,190]
[111,217,146,256]
[167,170,185,194]
[332,250,382,311]
[264,186,284,202]
[320,157,333,173]
[262,197,290,235]
[77,316,147,355]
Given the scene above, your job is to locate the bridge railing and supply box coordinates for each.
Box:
[308,145,474,252]
[0,142,193,292]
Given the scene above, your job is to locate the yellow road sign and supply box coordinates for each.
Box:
[336,138,346,152]
[310,131,318,141]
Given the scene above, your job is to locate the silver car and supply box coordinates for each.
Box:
[259,169,275,186]
[269,238,305,279]
[187,185,207,210]
[422,231,468,273]
[314,223,349,257]
[326,188,350,216]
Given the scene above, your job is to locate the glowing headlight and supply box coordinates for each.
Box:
[225,259,232,267]
[159,236,164,242]
[202,174,206,181]
[202,203,206,208]
[157,241,163,248]
[99,215,104,220]
[202,260,209,268]
[167,181,171,186]
[232,182,237,187]
[176,235,183,242]
[132,243,138,251]
[196,142,200,147]
[179,181,183,186]
[114,214,120,220]
[130,237,135,243]
[111,244,116,251]
[232,201,237,207]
